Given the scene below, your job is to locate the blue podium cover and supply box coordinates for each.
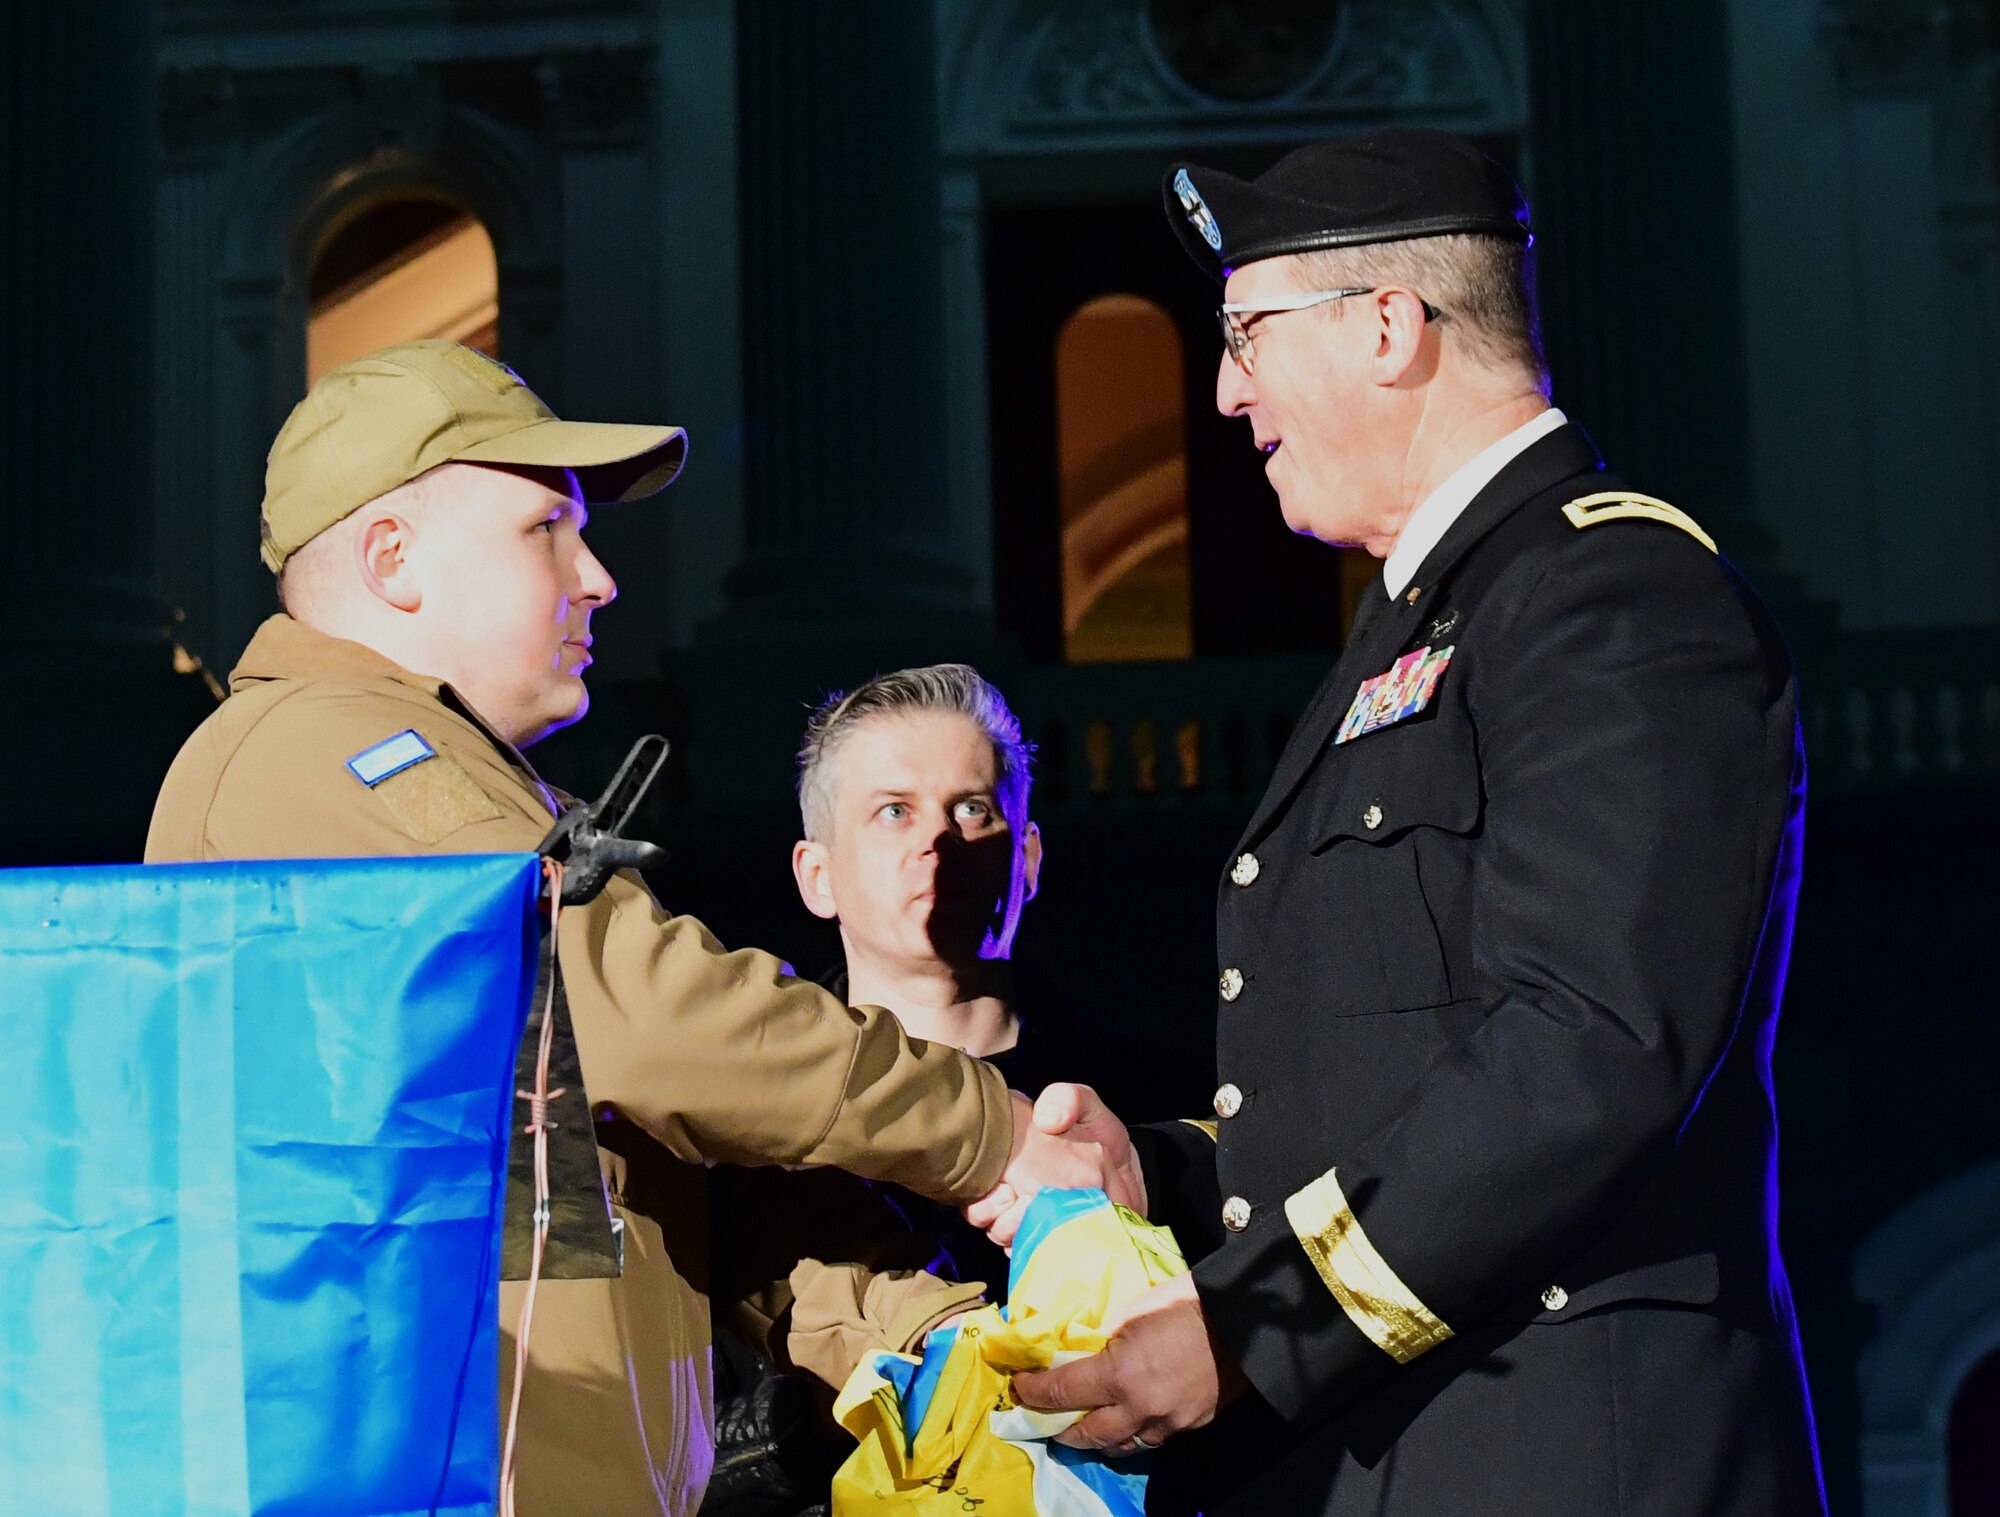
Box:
[0,854,543,1517]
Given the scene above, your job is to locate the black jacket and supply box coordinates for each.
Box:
[1142,424,1827,1517]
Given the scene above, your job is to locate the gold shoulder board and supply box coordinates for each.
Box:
[1561,491,1717,553]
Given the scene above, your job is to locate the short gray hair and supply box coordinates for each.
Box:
[797,664,1033,841]
[1298,233,1546,391]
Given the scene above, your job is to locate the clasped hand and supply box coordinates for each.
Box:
[966,1083,1147,1249]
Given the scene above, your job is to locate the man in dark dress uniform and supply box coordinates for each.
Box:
[1004,129,1829,1516]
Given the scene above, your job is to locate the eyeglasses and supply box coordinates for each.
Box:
[1217,287,1443,375]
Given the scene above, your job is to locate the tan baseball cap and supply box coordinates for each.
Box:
[260,338,688,571]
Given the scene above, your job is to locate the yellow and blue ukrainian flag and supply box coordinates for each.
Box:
[833,1187,1188,1517]
[0,854,539,1517]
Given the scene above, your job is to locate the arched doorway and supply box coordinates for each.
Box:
[939,0,1527,660]
[306,190,498,384]
[1855,1156,2000,1516]
[1950,1348,2000,1513]
[1056,295,1192,662]
[984,200,1355,662]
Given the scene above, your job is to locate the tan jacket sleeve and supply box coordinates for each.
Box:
[783,1263,987,1389]
[707,1164,992,1388]
[184,685,1015,1205]
[563,875,1013,1203]
[718,1258,986,1391]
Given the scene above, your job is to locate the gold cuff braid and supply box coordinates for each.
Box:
[1180,1118,1219,1142]
[1284,1169,1454,1364]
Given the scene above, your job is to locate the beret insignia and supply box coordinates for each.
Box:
[1174,168,1224,253]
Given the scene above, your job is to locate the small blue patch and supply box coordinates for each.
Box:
[346,729,435,788]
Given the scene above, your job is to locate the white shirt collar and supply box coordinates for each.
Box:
[1382,407,1568,598]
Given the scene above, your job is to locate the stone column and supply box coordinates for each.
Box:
[0,0,176,658]
[938,169,997,619]
[714,0,982,641]
[1528,0,1766,556]
[0,0,212,862]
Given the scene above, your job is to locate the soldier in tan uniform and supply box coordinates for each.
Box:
[147,340,1143,1516]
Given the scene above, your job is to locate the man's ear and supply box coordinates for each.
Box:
[354,511,422,612]
[1371,287,1436,389]
[1020,821,1043,904]
[792,838,840,921]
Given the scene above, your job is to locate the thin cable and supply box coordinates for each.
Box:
[499,858,567,1517]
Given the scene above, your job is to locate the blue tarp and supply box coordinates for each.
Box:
[0,853,542,1517]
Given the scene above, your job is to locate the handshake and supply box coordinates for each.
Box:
[963,1083,1243,1460]
[969,1084,1144,1249]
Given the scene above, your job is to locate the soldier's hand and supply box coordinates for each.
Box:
[1010,1273,1244,1456]
[969,1085,1147,1248]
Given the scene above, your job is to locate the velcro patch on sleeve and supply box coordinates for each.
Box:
[346,729,436,787]
[372,753,505,844]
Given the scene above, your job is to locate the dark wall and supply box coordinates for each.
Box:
[1778,792,2000,1512]
[1529,0,1760,550]
[0,1,221,866]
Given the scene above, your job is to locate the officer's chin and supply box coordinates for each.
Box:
[1273,497,1325,543]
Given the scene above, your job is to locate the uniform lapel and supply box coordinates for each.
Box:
[1234,577,1394,851]
[1232,424,1604,852]
[1393,422,1604,603]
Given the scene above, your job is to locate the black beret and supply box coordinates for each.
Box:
[1164,127,1532,283]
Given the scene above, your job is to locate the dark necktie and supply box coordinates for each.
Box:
[1343,572,1391,652]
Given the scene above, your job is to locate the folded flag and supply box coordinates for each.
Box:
[832,1187,1187,1517]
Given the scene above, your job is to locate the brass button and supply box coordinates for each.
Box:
[1229,852,1261,887]
[1213,1083,1243,1119]
[1219,967,1245,1002]
[1221,1196,1253,1232]
[1541,1285,1569,1312]
[1362,804,1384,830]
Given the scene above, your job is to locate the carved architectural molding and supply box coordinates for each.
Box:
[158,0,647,66]
[158,67,239,162]
[1937,61,1999,229]
[1854,1156,2000,1517]
[939,0,1525,159]
[1819,3,1999,261]
[532,48,657,148]
[161,0,632,20]
[1146,0,1340,103]
[1819,0,1989,93]
[1304,0,1494,113]
[1020,10,1182,119]
[163,45,654,169]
